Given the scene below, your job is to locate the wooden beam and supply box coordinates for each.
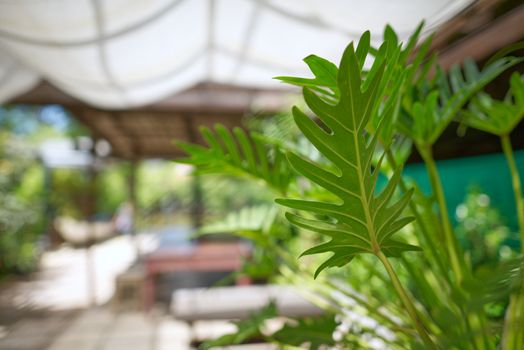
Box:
[430,0,502,52]
[438,4,524,69]
[71,108,135,159]
[9,81,85,107]
[8,81,294,114]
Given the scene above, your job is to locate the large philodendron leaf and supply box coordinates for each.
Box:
[275,54,339,102]
[276,38,418,278]
[275,23,431,147]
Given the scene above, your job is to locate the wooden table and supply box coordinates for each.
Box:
[143,241,251,311]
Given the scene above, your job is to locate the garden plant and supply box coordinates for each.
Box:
[176,24,524,349]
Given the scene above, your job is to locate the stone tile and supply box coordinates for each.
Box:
[3,319,56,338]
[155,339,190,350]
[71,308,116,327]
[0,336,50,350]
[155,319,191,350]
[47,337,100,350]
[109,314,154,339]
[156,318,191,339]
[99,335,152,350]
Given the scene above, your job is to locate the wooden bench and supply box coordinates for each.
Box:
[144,241,251,310]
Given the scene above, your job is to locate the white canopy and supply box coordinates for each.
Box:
[0,0,473,109]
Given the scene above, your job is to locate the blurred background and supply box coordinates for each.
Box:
[0,0,523,349]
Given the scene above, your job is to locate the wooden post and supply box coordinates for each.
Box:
[182,114,204,231]
[128,159,140,257]
[191,174,204,230]
[85,164,98,307]
[42,165,54,248]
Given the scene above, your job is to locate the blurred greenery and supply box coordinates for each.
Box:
[201,175,275,220]
[0,105,90,275]
[455,186,517,268]
[0,131,44,275]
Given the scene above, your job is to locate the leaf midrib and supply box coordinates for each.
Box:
[347,79,380,253]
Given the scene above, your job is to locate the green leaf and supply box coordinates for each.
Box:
[275,54,340,100]
[461,72,524,136]
[277,36,419,277]
[272,314,339,350]
[199,302,278,350]
[175,125,294,194]
[304,55,339,89]
[197,205,277,244]
[399,57,524,145]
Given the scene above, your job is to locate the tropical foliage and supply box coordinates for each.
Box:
[0,131,43,275]
[176,24,524,349]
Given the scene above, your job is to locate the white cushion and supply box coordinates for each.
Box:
[171,285,322,321]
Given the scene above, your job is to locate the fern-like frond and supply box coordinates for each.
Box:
[176,125,294,194]
[398,57,523,146]
[197,205,277,244]
[461,72,524,136]
[276,33,419,278]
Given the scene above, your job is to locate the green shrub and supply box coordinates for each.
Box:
[177,25,524,349]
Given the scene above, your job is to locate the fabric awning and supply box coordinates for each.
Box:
[0,0,474,110]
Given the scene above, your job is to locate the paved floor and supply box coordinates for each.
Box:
[46,309,192,350]
[0,234,156,350]
[0,233,276,350]
[0,307,274,350]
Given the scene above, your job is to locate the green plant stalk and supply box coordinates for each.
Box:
[419,145,494,349]
[357,258,435,328]
[357,141,433,346]
[323,280,417,337]
[502,292,524,350]
[385,149,451,284]
[346,111,435,345]
[302,273,415,342]
[417,144,500,350]
[401,257,443,308]
[500,134,524,350]
[418,144,465,284]
[376,250,436,349]
[279,247,416,342]
[501,135,524,249]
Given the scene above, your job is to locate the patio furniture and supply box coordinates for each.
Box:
[143,240,251,311]
[54,216,115,246]
[171,284,323,321]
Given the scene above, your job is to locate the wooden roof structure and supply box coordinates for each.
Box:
[8,0,524,161]
[11,82,294,159]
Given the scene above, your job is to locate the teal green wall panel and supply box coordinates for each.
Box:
[403,150,524,230]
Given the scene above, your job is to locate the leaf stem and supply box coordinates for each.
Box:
[502,292,524,350]
[385,149,450,283]
[376,250,437,349]
[501,134,524,248]
[418,144,464,284]
[500,134,524,350]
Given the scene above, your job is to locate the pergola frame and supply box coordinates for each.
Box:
[8,0,524,162]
